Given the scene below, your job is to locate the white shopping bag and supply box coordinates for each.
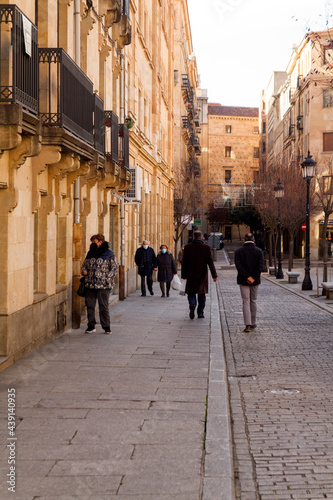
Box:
[171,274,182,291]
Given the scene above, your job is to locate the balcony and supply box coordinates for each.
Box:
[114,0,132,48]
[104,110,119,163]
[93,94,104,154]
[297,115,303,131]
[186,159,201,178]
[181,74,192,104]
[0,5,38,114]
[39,48,94,146]
[193,135,201,156]
[118,123,129,169]
[297,75,303,90]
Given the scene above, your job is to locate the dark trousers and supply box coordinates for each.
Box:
[140,274,153,295]
[85,289,111,330]
[187,293,206,315]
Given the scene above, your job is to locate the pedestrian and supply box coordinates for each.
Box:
[81,233,118,334]
[156,244,177,297]
[181,230,218,319]
[177,244,185,266]
[135,240,157,296]
[234,232,266,333]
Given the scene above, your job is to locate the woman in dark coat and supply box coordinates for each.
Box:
[156,244,177,297]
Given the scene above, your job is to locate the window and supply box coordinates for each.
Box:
[323,89,333,108]
[253,147,259,158]
[323,176,333,195]
[262,141,266,154]
[323,132,333,151]
[324,48,333,64]
[225,125,232,133]
[225,146,231,157]
[225,169,232,183]
[262,121,266,133]
[254,126,259,135]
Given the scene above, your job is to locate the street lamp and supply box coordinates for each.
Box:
[274,179,284,279]
[301,150,316,290]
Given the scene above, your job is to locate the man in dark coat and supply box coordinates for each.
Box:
[82,233,118,334]
[135,240,157,296]
[234,232,266,332]
[181,231,218,319]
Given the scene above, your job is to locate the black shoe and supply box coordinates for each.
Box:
[141,293,146,296]
[244,325,251,332]
[189,306,195,320]
[198,313,205,319]
[250,324,257,330]
[161,294,165,298]
[150,291,154,296]
[166,293,169,297]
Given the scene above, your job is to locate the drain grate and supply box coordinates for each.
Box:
[265,388,300,395]
[229,375,257,381]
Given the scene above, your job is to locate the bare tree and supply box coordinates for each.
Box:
[253,168,279,267]
[279,164,309,271]
[174,160,201,253]
[314,158,333,284]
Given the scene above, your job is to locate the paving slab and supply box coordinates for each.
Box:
[0,280,234,499]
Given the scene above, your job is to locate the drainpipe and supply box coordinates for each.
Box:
[118,48,126,300]
[74,0,81,225]
[72,0,82,328]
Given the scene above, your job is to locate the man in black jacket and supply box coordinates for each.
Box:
[135,240,157,296]
[181,231,218,319]
[234,233,265,332]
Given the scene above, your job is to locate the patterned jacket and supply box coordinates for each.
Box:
[81,241,118,290]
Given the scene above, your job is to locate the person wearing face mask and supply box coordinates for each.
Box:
[156,244,177,297]
[81,233,118,334]
[135,240,158,296]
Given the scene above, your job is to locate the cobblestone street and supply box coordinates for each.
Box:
[218,267,333,500]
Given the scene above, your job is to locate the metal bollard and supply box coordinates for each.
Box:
[212,248,217,261]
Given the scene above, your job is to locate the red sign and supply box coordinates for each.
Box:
[301,223,307,231]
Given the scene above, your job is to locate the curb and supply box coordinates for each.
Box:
[202,281,236,500]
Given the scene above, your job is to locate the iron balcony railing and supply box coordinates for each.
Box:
[181,74,193,104]
[182,116,190,129]
[93,93,104,154]
[104,110,119,163]
[39,48,94,146]
[119,123,129,169]
[0,5,38,114]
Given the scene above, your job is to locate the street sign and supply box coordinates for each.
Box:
[194,219,201,225]
[301,223,306,231]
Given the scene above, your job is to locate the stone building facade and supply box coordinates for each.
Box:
[0,0,199,367]
[259,28,333,260]
[199,104,259,239]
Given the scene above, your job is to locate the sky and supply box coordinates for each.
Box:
[187,0,333,108]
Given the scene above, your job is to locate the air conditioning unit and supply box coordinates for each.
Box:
[125,166,142,201]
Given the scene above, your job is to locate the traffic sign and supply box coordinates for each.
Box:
[301,223,306,231]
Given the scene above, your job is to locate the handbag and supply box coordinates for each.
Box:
[77,276,86,297]
[171,274,182,291]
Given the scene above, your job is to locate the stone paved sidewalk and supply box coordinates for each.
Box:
[218,266,333,500]
[0,266,233,500]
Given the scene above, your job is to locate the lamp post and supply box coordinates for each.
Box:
[301,151,316,291]
[274,179,284,279]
